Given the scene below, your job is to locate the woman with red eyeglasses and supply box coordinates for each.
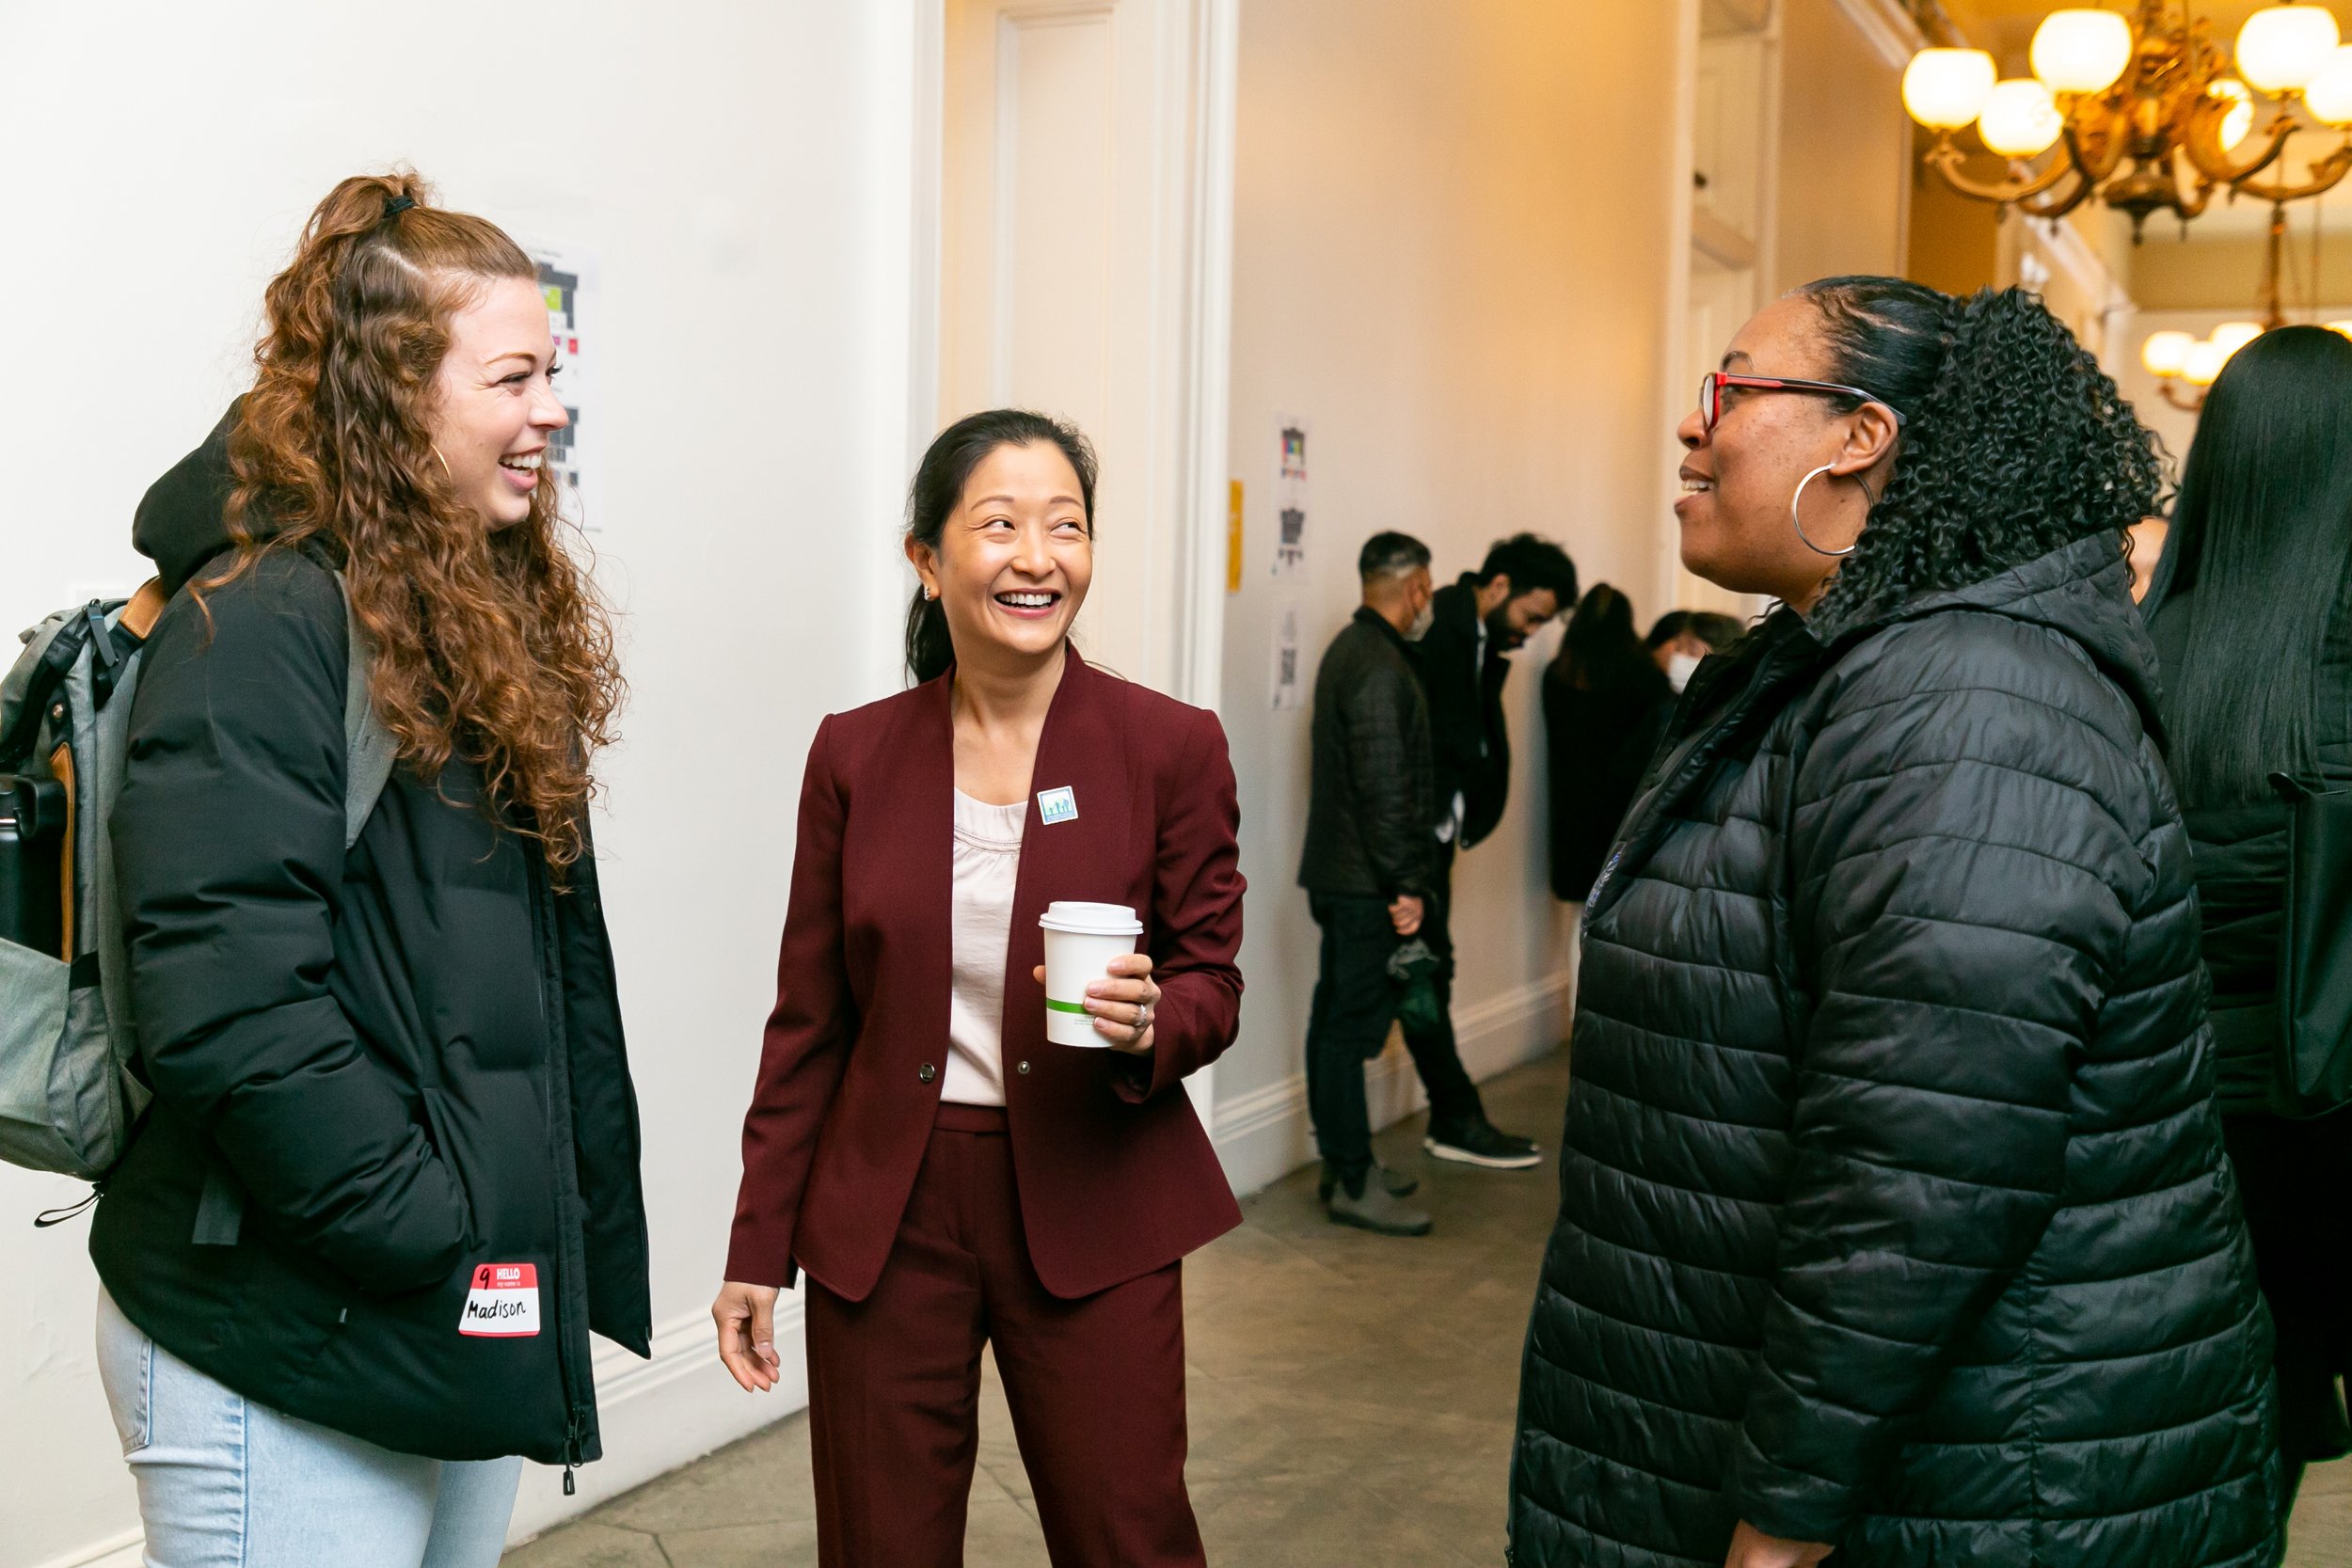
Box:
[1508,277,2278,1568]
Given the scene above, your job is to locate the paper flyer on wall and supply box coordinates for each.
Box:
[528,245,598,530]
[1274,415,1310,577]
[1270,602,1304,710]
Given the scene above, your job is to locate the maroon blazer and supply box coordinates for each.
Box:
[725,651,1247,1302]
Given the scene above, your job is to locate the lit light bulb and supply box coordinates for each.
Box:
[2142,330,2196,377]
[2210,78,2257,149]
[2184,341,2228,387]
[2328,320,2352,339]
[2308,46,2352,124]
[1903,48,1999,130]
[1978,78,2067,157]
[2032,9,2134,95]
[2237,5,2342,95]
[2212,321,2265,359]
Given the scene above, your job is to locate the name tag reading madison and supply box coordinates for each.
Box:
[459,1263,542,1337]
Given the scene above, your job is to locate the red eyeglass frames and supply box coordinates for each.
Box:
[1698,372,1905,434]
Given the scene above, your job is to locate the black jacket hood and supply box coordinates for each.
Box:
[134,402,262,597]
[1814,531,2166,747]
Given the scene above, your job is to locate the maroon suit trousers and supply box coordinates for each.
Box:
[803,1104,1205,1567]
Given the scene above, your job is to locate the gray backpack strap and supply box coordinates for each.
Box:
[337,573,398,849]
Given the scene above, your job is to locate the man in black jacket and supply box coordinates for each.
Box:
[1298,533,1440,1234]
[1409,532,1577,1168]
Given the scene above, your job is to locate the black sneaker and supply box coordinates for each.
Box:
[1424,1117,1540,1170]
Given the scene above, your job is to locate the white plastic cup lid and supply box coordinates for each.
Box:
[1039,900,1142,935]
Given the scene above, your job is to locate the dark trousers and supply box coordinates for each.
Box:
[1305,893,1398,1184]
[803,1104,1204,1568]
[1400,841,1483,1130]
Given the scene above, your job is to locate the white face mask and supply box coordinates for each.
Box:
[1406,598,1436,641]
[1667,652,1702,693]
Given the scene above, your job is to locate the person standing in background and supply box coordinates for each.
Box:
[1298,533,1442,1235]
[1410,533,1577,1168]
[1645,609,1744,694]
[1543,584,1666,901]
[2145,325,2352,1537]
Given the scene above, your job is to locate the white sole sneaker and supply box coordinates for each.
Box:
[1422,1134,1541,1170]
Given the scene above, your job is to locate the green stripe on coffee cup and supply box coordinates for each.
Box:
[1039,901,1144,1049]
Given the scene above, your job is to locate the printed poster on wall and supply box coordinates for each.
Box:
[528,245,598,530]
[1273,415,1310,577]
[1270,601,1304,711]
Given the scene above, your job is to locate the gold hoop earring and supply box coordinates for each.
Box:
[429,446,453,483]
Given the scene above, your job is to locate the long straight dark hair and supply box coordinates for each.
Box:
[2161,325,2352,806]
[1554,583,1646,691]
[903,409,1098,684]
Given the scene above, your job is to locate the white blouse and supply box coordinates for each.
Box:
[943,789,1027,1107]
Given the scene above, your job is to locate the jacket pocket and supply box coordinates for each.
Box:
[418,1086,482,1254]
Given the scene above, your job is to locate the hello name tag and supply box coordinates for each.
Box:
[458,1262,541,1337]
[1037,786,1078,825]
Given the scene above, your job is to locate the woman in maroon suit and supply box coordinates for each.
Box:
[712,409,1246,1566]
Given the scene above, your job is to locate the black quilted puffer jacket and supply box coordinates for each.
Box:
[1511,534,2280,1567]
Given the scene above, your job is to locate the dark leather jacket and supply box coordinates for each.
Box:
[1298,608,1437,900]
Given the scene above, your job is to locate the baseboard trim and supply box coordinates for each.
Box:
[1212,968,1573,1197]
[508,1293,811,1542]
[26,1529,140,1568]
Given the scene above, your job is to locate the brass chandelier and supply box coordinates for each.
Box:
[1902,2,2352,238]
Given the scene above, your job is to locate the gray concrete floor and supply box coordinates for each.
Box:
[507,1049,2352,1567]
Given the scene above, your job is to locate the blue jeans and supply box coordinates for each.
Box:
[96,1290,522,1568]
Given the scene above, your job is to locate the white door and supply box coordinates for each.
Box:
[940,0,1231,699]
[937,0,1236,1119]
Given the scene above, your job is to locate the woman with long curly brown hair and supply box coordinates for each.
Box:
[88,170,649,1568]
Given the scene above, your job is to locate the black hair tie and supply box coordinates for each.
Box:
[382,194,417,221]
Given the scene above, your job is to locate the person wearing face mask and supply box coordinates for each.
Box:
[1297,532,1443,1234]
[1542,584,1666,901]
[1406,533,1577,1170]
[1646,609,1745,693]
[713,410,1244,1567]
[89,173,648,1567]
[1509,278,2278,1568]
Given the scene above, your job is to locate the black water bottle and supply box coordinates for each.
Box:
[0,773,66,957]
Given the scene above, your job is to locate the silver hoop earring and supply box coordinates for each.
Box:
[924,586,939,602]
[1790,463,1858,558]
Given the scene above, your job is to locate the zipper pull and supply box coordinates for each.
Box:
[562,1410,586,1496]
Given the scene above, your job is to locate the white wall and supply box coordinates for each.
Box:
[1209,0,1687,1188]
[0,4,931,1563]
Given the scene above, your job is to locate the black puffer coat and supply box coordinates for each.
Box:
[1512,535,2279,1566]
[88,413,650,1468]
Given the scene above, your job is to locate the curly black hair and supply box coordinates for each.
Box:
[1797,277,2167,634]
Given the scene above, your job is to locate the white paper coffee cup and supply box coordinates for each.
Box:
[1040,901,1144,1048]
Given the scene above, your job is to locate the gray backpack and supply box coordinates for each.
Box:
[0,572,396,1184]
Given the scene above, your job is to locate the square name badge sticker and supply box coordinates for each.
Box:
[1037,786,1078,825]
[459,1262,542,1337]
